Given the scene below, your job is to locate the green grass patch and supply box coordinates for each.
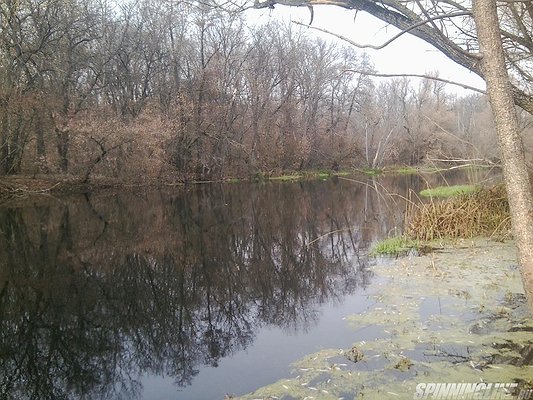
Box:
[420,184,479,198]
[394,166,419,175]
[301,170,332,179]
[334,171,351,176]
[380,166,446,175]
[314,170,353,178]
[269,174,303,181]
[246,170,354,183]
[267,170,354,182]
[361,168,383,176]
[370,236,420,257]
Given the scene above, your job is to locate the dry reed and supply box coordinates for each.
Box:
[407,185,511,241]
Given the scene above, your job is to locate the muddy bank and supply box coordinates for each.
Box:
[0,175,187,207]
[235,239,533,399]
[0,175,139,197]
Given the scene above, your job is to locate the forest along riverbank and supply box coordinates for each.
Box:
[236,239,533,400]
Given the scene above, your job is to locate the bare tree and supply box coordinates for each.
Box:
[472,0,533,309]
[253,0,533,310]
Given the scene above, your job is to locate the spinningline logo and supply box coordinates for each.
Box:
[414,382,533,399]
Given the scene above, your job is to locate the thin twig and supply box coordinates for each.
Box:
[341,69,486,94]
[308,228,349,246]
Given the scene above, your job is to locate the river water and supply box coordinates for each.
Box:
[0,169,499,399]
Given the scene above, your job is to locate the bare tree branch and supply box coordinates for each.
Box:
[293,10,471,51]
[340,69,486,94]
[254,0,533,114]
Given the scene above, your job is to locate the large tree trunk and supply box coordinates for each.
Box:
[472,0,533,310]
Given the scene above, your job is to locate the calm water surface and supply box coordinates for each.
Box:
[0,170,499,399]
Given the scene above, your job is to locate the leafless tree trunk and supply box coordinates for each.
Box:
[472,0,533,310]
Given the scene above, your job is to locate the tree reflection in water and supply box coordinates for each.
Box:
[0,177,437,399]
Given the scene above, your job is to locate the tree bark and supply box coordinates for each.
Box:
[472,0,533,310]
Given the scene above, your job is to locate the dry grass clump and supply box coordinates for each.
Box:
[407,185,511,241]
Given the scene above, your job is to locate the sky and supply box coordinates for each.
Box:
[245,5,486,96]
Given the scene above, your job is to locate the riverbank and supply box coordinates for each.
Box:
[0,165,496,199]
[0,171,353,199]
[235,239,533,399]
[0,175,119,195]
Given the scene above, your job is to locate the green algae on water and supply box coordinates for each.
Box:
[235,239,533,400]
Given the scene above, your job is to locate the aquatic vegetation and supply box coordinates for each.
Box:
[365,177,509,255]
[247,170,354,183]
[408,185,511,240]
[361,168,383,176]
[393,166,419,175]
[235,240,533,399]
[370,236,420,257]
[269,174,303,181]
[345,345,364,363]
[394,356,414,371]
[334,171,351,177]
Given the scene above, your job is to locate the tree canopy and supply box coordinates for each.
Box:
[254,0,533,114]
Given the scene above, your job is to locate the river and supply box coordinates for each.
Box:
[0,169,499,399]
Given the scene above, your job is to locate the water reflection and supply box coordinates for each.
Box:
[0,172,493,399]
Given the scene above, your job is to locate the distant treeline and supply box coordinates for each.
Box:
[1,0,530,182]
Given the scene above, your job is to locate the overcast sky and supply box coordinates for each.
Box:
[245,5,486,96]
